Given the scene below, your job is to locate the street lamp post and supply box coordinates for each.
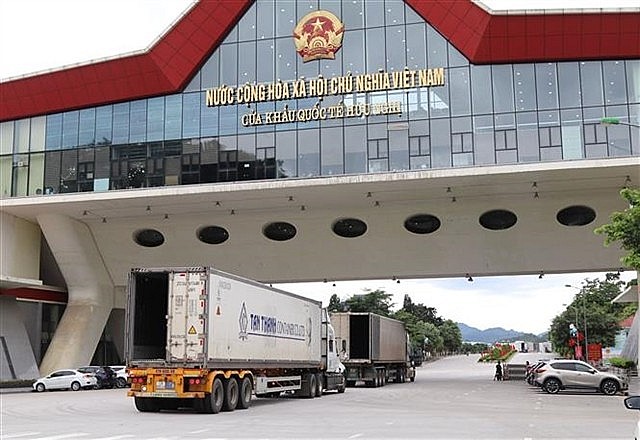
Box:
[600,117,640,128]
[565,284,589,363]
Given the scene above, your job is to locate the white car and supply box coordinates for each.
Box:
[33,369,97,392]
[110,365,129,388]
[624,396,640,440]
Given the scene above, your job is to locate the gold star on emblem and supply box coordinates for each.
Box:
[311,17,325,32]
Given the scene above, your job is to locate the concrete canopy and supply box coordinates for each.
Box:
[2,157,637,287]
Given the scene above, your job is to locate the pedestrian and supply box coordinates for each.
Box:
[494,360,503,381]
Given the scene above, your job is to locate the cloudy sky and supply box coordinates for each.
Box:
[1,0,636,333]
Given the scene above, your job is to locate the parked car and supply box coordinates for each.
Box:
[623,396,640,440]
[109,365,129,388]
[534,359,627,395]
[77,366,117,389]
[32,369,97,392]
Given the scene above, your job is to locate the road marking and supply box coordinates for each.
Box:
[90,436,136,440]
[348,434,364,439]
[2,434,42,439]
[189,429,210,434]
[29,434,89,440]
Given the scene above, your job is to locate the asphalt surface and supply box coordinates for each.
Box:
[1,354,638,439]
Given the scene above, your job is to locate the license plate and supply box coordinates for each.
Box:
[156,381,174,390]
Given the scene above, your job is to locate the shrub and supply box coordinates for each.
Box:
[608,357,635,369]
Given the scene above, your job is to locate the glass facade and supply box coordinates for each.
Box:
[0,0,638,198]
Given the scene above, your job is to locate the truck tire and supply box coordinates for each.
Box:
[238,376,252,409]
[223,377,239,411]
[303,373,316,398]
[315,373,323,397]
[337,375,346,393]
[200,377,225,413]
[135,397,161,412]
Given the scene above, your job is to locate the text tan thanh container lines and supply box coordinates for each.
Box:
[125,267,345,413]
[330,312,416,387]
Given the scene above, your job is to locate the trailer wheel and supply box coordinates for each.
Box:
[200,377,224,414]
[238,376,252,409]
[315,373,323,397]
[223,377,239,411]
[304,373,316,398]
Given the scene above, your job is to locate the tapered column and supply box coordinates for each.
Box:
[37,213,114,375]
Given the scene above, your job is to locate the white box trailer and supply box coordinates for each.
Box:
[330,312,416,387]
[126,267,345,413]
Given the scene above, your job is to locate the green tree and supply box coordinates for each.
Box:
[344,289,394,316]
[595,188,640,269]
[327,293,344,312]
[401,294,443,326]
[439,319,463,353]
[549,273,629,357]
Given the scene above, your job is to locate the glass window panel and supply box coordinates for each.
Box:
[514,64,536,111]
[147,97,164,142]
[604,104,631,156]
[430,118,451,168]
[385,0,404,26]
[558,62,581,108]
[627,60,640,104]
[320,47,343,78]
[257,1,275,39]
[183,93,201,138]
[61,111,79,149]
[388,129,409,171]
[276,130,297,177]
[429,86,450,118]
[561,108,583,159]
[201,52,219,89]
[496,149,517,164]
[427,25,447,67]
[449,67,471,116]
[30,116,46,152]
[184,71,200,92]
[14,119,30,153]
[409,119,429,137]
[452,152,473,167]
[112,103,130,145]
[319,0,341,14]
[13,154,29,196]
[386,25,405,72]
[238,41,256,85]
[406,24,426,70]
[165,95,182,140]
[630,104,639,155]
[321,126,344,175]
[492,65,514,113]
[344,125,367,173]
[365,0,384,27]
[78,109,95,147]
[471,65,493,114]
[603,61,627,105]
[495,113,515,130]
[586,143,608,158]
[580,61,604,106]
[298,128,320,177]
[45,114,62,150]
[219,106,238,136]
[473,115,495,165]
[366,28,385,72]
[201,99,218,137]
[28,153,44,195]
[220,44,238,87]
[95,106,113,146]
[257,40,276,83]
[238,3,257,41]
[342,30,365,76]
[343,0,365,29]
[410,155,430,170]
[405,2,422,24]
[541,147,562,161]
[0,121,13,155]
[276,37,296,82]
[582,106,604,126]
[369,158,388,172]
[538,110,559,127]
[448,44,468,68]
[275,0,295,38]
[408,89,429,120]
[536,63,558,110]
[129,100,147,143]
[516,112,539,162]
[0,156,11,196]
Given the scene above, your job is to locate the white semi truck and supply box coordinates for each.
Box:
[330,312,416,387]
[125,267,346,413]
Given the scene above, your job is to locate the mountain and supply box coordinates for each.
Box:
[457,323,541,344]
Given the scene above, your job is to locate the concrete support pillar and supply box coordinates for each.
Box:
[37,213,114,375]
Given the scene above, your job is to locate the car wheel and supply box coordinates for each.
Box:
[116,377,127,388]
[70,381,81,391]
[35,383,45,392]
[543,378,561,394]
[601,379,619,396]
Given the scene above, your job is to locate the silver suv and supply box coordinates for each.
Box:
[534,359,627,395]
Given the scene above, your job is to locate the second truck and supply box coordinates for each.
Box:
[330,312,416,387]
[125,267,346,413]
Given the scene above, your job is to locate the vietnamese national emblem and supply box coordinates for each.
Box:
[293,10,344,62]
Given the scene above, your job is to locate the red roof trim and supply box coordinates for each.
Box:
[1,0,638,122]
[1,287,68,304]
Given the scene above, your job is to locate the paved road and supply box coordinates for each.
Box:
[1,354,637,439]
